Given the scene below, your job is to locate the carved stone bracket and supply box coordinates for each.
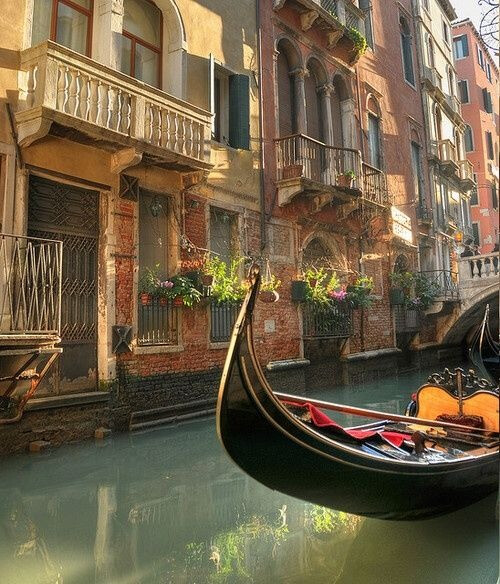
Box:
[300,9,319,31]
[327,30,343,50]
[111,147,142,174]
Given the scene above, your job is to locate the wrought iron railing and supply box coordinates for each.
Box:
[420,270,460,301]
[0,233,62,335]
[275,134,362,189]
[137,297,179,346]
[394,306,420,333]
[362,162,390,206]
[321,0,338,17]
[210,301,241,343]
[302,302,352,339]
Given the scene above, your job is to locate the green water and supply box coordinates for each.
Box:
[0,366,497,584]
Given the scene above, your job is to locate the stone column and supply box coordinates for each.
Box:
[318,84,334,146]
[290,68,308,135]
[93,0,124,69]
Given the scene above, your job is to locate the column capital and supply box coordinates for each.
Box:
[318,83,335,97]
[290,67,309,80]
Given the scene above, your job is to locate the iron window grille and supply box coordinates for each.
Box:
[302,302,353,339]
[210,301,241,343]
[137,297,179,346]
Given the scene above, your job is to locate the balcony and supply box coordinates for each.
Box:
[431,139,458,176]
[422,66,442,92]
[420,270,460,302]
[362,162,391,207]
[0,233,62,345]
[273,0,366,65]
[16,42,212,172]
[458,160,475,191]
[275,134,363,208]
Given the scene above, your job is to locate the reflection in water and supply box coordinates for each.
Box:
[0,367,497,584]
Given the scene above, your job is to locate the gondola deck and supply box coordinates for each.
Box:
[216,267,499,520]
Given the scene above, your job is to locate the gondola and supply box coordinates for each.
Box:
[216,266,499,520]
[469,304,500,384]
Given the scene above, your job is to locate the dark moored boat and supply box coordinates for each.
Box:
[469,304,500,384]
[216,267,499,521]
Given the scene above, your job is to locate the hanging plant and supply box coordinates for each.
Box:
[346,275,374,309]
[259,264,281,304]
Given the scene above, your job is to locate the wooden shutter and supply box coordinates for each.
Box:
[277,52,293,137]
[229,74,250,150]
[209,54,215,135]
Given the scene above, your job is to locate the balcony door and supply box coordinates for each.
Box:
[28,175,99,395]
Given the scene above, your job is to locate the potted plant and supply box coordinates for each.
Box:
[304,267,341,306]
[346,275,374,309]
[169,275,202,308]
[389,271,414,306]
[259,274,281,303]
[206,256,247,304]
[138,265,161,305]
[337,169,356,188]
[157,279,174,305]
[282,163,303,180]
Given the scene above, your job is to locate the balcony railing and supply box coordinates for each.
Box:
[276,134,362,189]
[422,66,442,90]
[0,233,62,336]
[137,298,179,346]
[436,139,458,165]
[302,302,352,339]
[17,41,212,170]
[394,306,420,334]
[210,301,241,343]
[459,160,474,182]
[445,93,461,115]
[458,252,499,288]
[420,270,460,301]
[362,162,390,206]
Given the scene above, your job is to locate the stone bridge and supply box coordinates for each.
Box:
[438,252,499,345]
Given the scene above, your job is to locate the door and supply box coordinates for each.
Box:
[28,175,99,395]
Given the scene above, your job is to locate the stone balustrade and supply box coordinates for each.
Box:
[458,252,500,289]
[16,41,212,170]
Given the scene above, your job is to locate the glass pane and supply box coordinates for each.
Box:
[56,3,89,54]
[32,0,52,46]
[123,0,161,47]
[118,34,132,76]
[139,191,169,277]
[135,43,159,87]
[69,0,91,8]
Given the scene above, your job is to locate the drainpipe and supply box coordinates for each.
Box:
[256,0,267,254]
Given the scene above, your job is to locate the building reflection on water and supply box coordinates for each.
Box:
[0,368,497,584]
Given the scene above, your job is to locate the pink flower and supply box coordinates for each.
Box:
[330,289,347,301]
[159,280,174,289]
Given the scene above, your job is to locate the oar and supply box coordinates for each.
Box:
[275,391,499,436]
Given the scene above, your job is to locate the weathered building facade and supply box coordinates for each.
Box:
[452,19,499,253]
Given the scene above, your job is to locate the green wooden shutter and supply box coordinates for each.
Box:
[229,74,250,150]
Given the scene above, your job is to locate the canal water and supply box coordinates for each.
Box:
[0,366,497,584]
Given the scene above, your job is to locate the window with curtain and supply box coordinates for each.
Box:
[399,16,415,86]
[210,207,237,268]
[453,35,469,59]
[411,141,424,207]
[458,80,469,103]
[464,125,474,152]
[368,113,381,170]
[359,0,374,49]
[31,0,93,56]
[120,0,162,88]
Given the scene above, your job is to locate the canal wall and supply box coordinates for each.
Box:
[0,343,464,456]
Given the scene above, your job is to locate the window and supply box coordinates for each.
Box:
[470,181,478,205]
[442,20,450,45]
[458,80,469,104]
[464,125,474,152]
[453,35,469,59]
[472,223,480,247]
[477,45,485,69]
[120,0,162,88]
[210,207,237,268]
[31,0,93,56]
[426,36,435,68]
[422,0,429,11]
[447,68,455,96]
[486,131,494,159]
[359,0,374,49]
[492,184,498,210]
[211,64,250,149]
[138,190,178,346]
[368,113,382,170]
[400,15,415,85]
[486,63,492,82]
[411,141,424,207]
[482,88,493,113]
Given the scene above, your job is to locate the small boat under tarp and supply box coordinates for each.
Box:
[216,266,499,521]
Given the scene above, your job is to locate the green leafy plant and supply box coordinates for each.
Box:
[168,274,202,307]
[413,273,440,309]
[390,271,440,309]
[390,271,415,292]
[206,256,247,303]
[261,274,281,292]
[304,267,340,306]
[343,169,357,180]
[346,275,374,309]
[138,264,161,294]
[347,27,368,57]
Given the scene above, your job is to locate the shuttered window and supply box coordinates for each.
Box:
[458,80,469,103]
[305,74,322,141]
[368,113,382,170]
[277,52,294,137]
[229,74,250,150]
[492,184,498,210]
[485,131,494,159]
[400,16,415,86]
[472,223,480,247]
[464,125,474,152]
[453,35,469,59]
[411,141,424,207]
[482,88,493,113]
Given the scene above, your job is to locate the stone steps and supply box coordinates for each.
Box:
[129,397,217,431]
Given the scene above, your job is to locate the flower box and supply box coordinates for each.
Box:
[282,164,303,180]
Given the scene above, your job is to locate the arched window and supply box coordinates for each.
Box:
[399,15,415,85]
[464,125,474,152]
[31,0,93,56]
[434,106,442,142]
[276,39,299,138]
[447,67,455,97]
[331,75,349,148]
[120,0,162,88]
[305,59,326,142]
[367,96,382,170]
